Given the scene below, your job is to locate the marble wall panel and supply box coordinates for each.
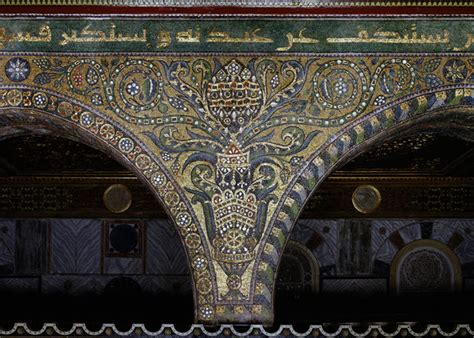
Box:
[337,220,372,275]
[370,220,408,260]
[15,220,48,274]
[49,219,101,274]
[321,278,387,296]
[41,275,192,296]
[0,277,39,294]
[41,275,109,295]
[463,278,474,292]
[0,220,16,274]
[145,219,189,275]
[291,219,338,275]
[397,222,422,245]
[103,257,143,274]
[292,219,474,279]
[135,275,192,294]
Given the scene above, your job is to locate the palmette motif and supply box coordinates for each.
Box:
[1,54,474,322]
[148,58,316,300]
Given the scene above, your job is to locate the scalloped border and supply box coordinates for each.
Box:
[1,323,473,336]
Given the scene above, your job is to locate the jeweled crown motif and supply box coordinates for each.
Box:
[206,60,263,134]
[212,144,258,270]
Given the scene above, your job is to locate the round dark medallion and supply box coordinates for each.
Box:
[352,184,382,214]
[109,223,138,253]
[103,184,132,213]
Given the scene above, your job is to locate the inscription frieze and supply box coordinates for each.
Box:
[1,18,474,53]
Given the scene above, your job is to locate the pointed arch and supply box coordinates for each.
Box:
[258,86,474,313]
[276,240,320,294]
[0,85,217,322]
[390,239,462,294]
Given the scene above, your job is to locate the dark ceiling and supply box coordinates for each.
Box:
[338,133,474,176]
[0,132,471,218]
[0,135,126,176]
[0,132,471,177]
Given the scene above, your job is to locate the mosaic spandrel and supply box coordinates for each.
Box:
[1,14,474,323]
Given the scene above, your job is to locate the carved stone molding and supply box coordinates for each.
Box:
[308,177,474,218]
[0,176,471,219]
[0,177,163,218]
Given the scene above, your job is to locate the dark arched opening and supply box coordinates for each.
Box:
[0,134,194,329]
[275,113,474,325]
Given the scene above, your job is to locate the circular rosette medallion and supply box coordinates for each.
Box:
[313,59,370,119]
[443,59,467,83]
[108,60,164,120]
[67,59,104,95]
[5,57,30,82]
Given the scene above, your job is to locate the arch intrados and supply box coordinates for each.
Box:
[0,87,211,321]
[0,113,147,180]
[0,114,200,322]
[278,240,320,292]
[0,108,197,261]
[317,106,474,183]
[269,101,474,302]
[0,107,166,209]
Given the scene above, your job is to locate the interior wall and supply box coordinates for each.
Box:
[0,218,191,297]
[281,218,474,295]
[3,217,473,298]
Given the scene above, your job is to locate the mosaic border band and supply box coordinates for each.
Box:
[1,0,474,6]
[0,323,473,336]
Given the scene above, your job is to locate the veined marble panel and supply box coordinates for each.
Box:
[291,219,338,274]
[0,277,39,294]
[103,257,144,274]
[14,220,48,274]
[49,219,101,274]
[0,220,16,275]
[321,278,387,295]
[146,219,189,275]
[41,275,191,296]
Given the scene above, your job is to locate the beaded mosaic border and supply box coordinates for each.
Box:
[1,0,474,6]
